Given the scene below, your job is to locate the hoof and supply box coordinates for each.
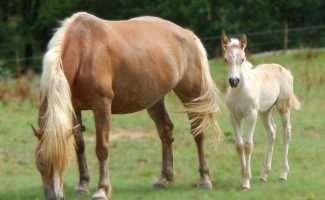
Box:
[197,179,212,189]
[280,172,288,181]
[92,189,108,200]
[152,178,168,189]
[241,180,250,190]
[241,185,250,191]
[259,175,267,182]
[75,184,90,196]
[279,175,288,181]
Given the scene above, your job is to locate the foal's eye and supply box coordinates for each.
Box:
[241,59,244,63]
[224,58,227,63]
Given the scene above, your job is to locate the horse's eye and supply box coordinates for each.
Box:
[224,58,227,63]
[241,59,244,63]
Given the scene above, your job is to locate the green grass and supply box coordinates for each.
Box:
[1,49,325,199]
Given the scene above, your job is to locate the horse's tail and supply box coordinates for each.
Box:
[184,33,223,140]
[38,14,80,175]
[292,94,301,110]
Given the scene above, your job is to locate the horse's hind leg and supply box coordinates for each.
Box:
[190,117,213,189]
[74,110,90,196]
[147,99,175,188]
[174,87,212,189]
[259,109,276,182]
[278,111,292,181]
[92,97,112,200]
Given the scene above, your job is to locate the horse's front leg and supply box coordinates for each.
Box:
[74,110,90,196]
[242,109,258,190]
[230,113,245,188]
[92,98,112,200]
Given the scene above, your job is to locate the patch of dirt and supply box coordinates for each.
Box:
[84,128,154,142]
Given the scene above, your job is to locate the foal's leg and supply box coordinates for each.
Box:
[230,113,245,187]
[242,109,258,190]
[279,111,292,181]
[147,99,175,188]
[92,98,112,200]
[259,109,276,182]
[74,110,90,195]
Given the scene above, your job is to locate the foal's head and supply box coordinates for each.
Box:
[221,33,247,88]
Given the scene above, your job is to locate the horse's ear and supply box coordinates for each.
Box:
[221,33,229,50]
[240,34,247,50]
[31,124,42,140]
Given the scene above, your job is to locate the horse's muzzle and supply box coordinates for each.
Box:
[229,78,240,88]
[44,185,65,200]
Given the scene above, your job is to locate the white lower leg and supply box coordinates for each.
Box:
[280,129,291,180]
[280,112,291,181]
[241,110,257,189]
[260,127,275,181]
[242,141,253,189]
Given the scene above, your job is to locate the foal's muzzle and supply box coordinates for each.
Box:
[229,78,240,88]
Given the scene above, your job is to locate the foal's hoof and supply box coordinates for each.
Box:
[152,178,168,189]
[197,178,212,189]
[75,184,90,196]
[259,175,268,182]
[92,189,108,200]
[279,174,288,181]
[241,181,250,191]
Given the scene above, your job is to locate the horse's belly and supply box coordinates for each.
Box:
[111,80,175,114]
[110,64,179,114]
[258,83,279,112]
[111,93,164,114]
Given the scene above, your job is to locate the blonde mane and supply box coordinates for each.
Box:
[38,13,83,179]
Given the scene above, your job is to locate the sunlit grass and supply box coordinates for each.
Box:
[0,49,324,199]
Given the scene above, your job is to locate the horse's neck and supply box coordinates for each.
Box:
[238,61,254,88]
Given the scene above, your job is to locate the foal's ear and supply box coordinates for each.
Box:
[240,34,247,50]
[31,124,42,140]
[221,33,229,50]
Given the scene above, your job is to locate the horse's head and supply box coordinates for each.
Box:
[32,125,65,200]
[221,33,247,88]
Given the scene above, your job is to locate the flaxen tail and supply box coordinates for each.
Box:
[38,14,80,176]
[184,33,222,141]
[292,94,301,110]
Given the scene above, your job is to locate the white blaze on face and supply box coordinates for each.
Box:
[229,49,240,79]
[53,171,62,197]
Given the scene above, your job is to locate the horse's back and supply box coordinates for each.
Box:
[254,63,295,112]
[64,13,200,113]
[255,63,293,85]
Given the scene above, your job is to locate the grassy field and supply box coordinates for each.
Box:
[0,49,324,200]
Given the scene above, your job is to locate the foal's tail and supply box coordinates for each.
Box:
[184,33,222,140]
[38,15,79,175]
[292,94,301,110]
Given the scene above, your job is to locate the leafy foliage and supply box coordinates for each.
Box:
[0,0,325,72]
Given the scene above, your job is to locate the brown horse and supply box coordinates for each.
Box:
[32,12,221,200]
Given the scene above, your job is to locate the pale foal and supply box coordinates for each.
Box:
[221,33,301,190]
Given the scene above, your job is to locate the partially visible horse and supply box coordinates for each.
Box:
[32,12,222,200]
[221,33,300,190]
